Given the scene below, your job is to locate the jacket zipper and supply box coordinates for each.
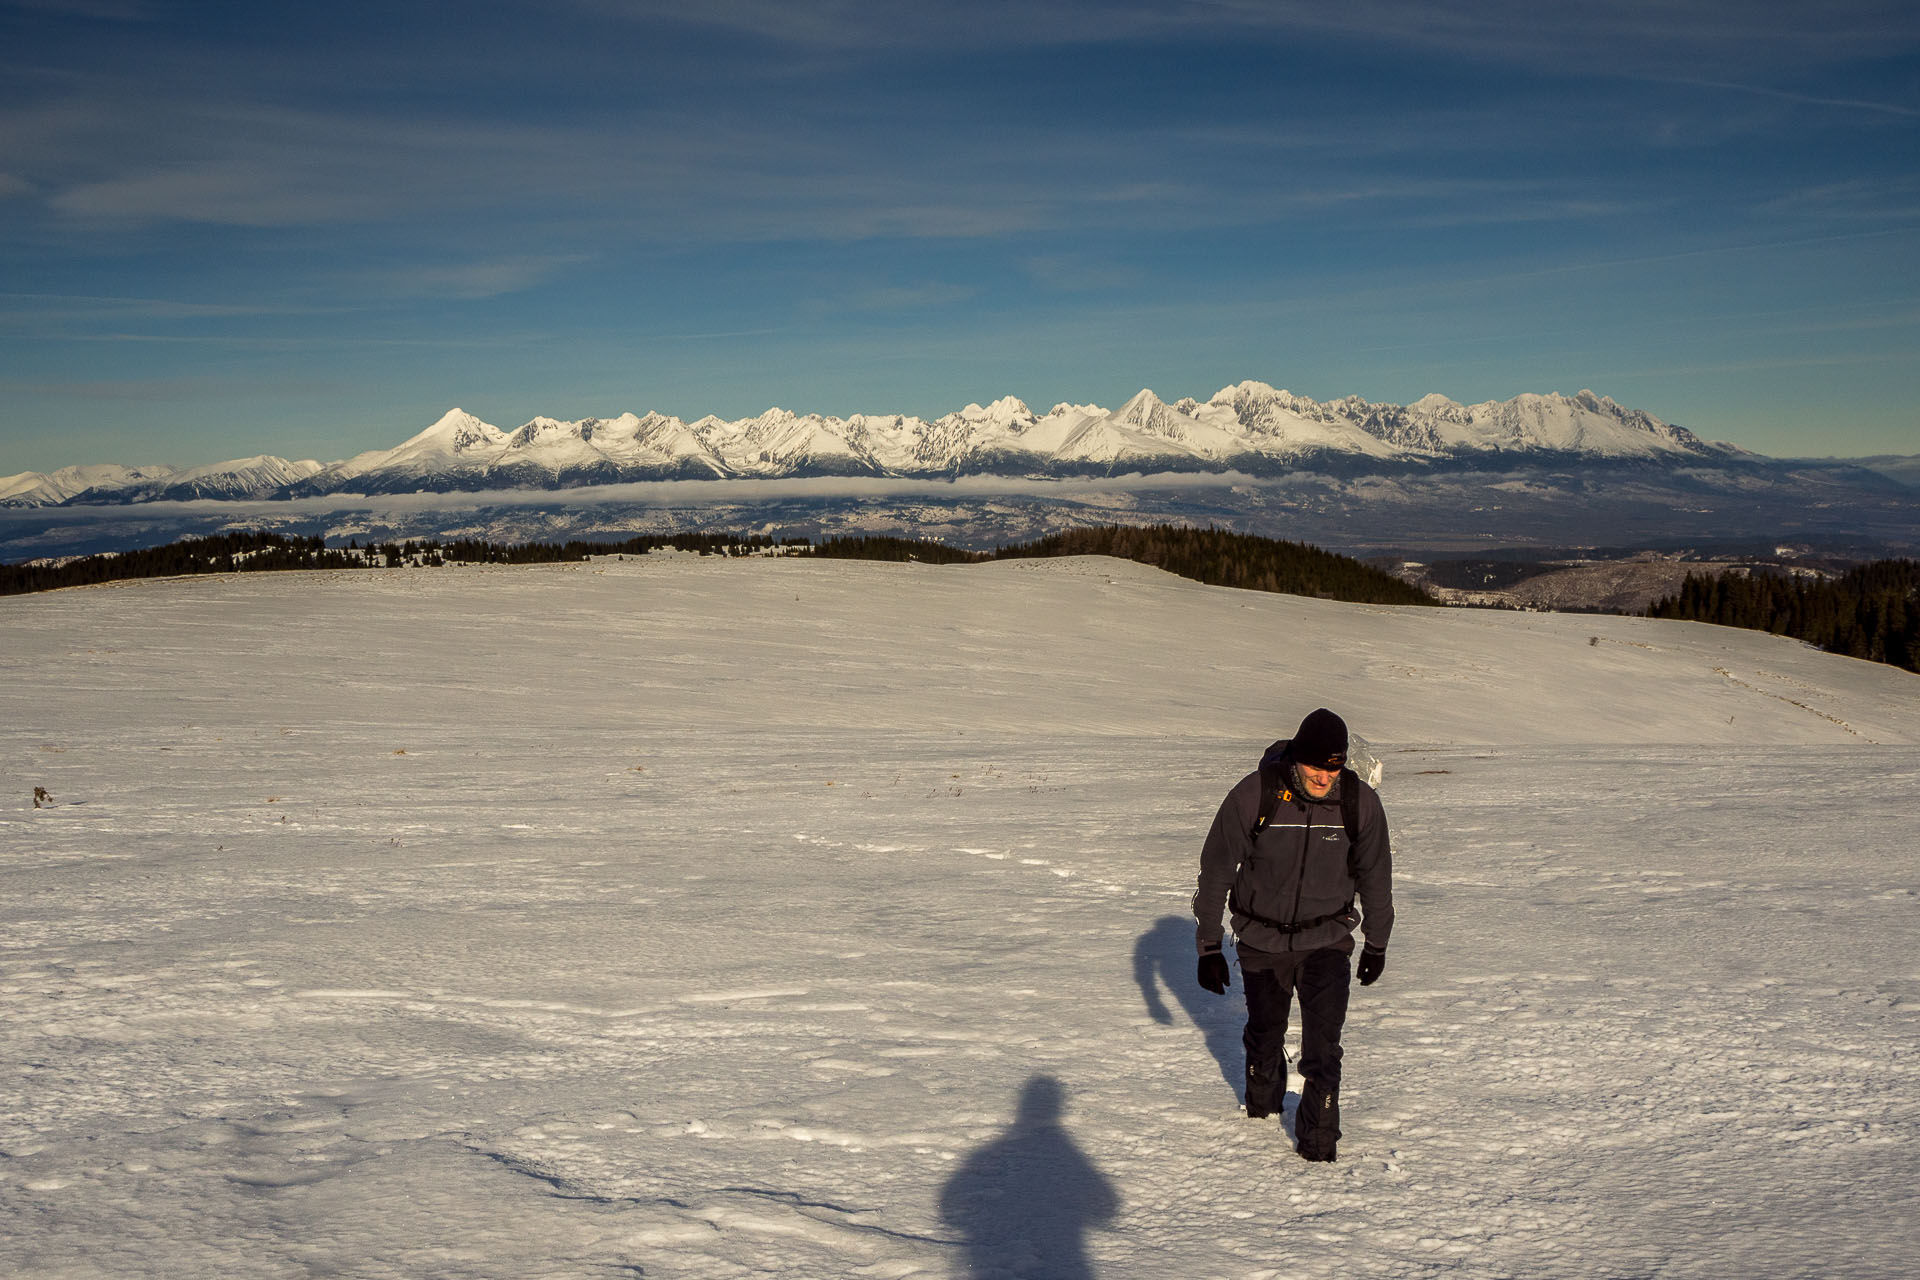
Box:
[1284,806,1313,950]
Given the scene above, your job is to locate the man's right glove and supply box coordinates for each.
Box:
[1198,951,1231,995]
[1356,945,1386,986]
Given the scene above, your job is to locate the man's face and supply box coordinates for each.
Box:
[1297,761,1340,798]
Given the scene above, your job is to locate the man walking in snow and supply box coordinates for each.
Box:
[1193,708,1394,1162]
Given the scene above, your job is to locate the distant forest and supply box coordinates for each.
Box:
[709,526,1436,604]
[1646,560,1920,674]
[0,530,796,595]
[992,525,1436,605]
[2,525,1434,607]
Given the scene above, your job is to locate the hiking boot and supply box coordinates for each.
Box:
[1244,1064,1282,1119]
[1294,1081,1341,1158]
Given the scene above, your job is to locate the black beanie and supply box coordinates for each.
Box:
[1291,708,1348,768]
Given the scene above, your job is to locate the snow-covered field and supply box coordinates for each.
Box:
[3,555,1916,1279]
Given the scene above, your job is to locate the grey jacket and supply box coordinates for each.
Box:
[1193,752,1395,957]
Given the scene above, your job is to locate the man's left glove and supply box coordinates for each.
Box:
[1356,945,1386,986]
[1198,951,1231,995]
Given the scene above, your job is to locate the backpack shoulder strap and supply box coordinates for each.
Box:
[1336,767,1367,886]
[1340,767,1363,865]
[1250,757,1287,843]
[1250,758,1363,848]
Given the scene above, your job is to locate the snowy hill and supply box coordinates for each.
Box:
[4,557,1916,1277]
[6,383,1737,507]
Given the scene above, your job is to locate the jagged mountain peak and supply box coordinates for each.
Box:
[505,416,580,448]
[1207,380,1322,426]
[1410,392,1466,417]
[1114,388,1209,444]
[428,406,478,429]
[954,396,1035,424]
[12,382,1741,507]
[400,408,508,456]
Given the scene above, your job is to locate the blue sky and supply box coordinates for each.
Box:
[2,0,1916,473]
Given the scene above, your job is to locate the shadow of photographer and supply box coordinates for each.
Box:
[938,1075,1118,1279]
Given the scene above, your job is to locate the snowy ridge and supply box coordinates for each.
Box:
[5,384,1736,506]
[1,456,324,506]
[1,462,184,506]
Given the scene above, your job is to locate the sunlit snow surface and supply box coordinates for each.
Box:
[4,556,1916,1278]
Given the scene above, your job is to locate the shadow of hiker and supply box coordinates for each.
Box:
[1134,914,1245,1102]
[938,1076,1118,1280]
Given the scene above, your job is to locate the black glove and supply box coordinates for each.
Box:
[1356,945,1386,986]
[1198,951,1231,995]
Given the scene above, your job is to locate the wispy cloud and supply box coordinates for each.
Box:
[1495,226,1920,280]
[0,292,342,323]
[8,19,1879,253]
[361,255,594,301]
[15,468,1262,521]
[573,0,1920,70]
[3,0,155,19]
[1624,74,1920,119]
[49,165,380,225]
[1758,179,1920,225]
[21,98,567,228]
[641,327,785,342]
[1594,350,1920,379]
[8,83,1070,239]
[0,373,343,401]
[1020,255,1142,293]
[13,331,541,350]
[838,282,980,312]
[3,93,1172,244]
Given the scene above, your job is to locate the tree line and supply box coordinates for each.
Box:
[989,525,1437,605]
[813,526,1437,604]
[3,524,1435,606]
[1646,560,1920,673]
[0,531,358,593]
[0,530,798,594]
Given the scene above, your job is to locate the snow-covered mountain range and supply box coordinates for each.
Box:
[2,384,1733,506]
[0,456,324,507]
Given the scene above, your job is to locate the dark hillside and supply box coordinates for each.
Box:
[1647,560,1920,673]
[5,524,1437,609]
[991,525,1437,606]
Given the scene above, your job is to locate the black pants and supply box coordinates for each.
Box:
[1242,946,1350,1153]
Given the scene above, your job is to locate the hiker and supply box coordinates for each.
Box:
[1193,708,1394,1162]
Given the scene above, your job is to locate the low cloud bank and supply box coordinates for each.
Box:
[19,470,1267,522]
